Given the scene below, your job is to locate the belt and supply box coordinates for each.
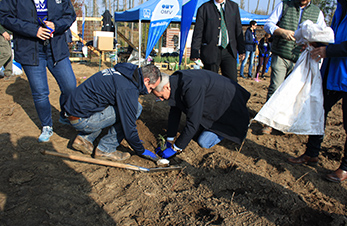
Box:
[67,115,80,122]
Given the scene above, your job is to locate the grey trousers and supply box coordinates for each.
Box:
[266,54,295,100]
[0,35,12,77]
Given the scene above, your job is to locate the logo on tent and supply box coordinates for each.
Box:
[144,9,151,18]
[161,4,174,15]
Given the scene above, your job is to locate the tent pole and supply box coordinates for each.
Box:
[139,20,142,66]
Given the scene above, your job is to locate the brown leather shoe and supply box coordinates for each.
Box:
[72,135,94,155]
[94,148,131,161]
[287,154,318,166]
[325,169,347,183]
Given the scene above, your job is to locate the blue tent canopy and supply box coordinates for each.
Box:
[114,0,269,25]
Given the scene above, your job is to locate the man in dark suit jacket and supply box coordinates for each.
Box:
[152,70,250,159]
[190,0,245,82]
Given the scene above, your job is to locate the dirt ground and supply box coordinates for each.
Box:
[0,61,347,226]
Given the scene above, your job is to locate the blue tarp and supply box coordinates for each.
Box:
[114,0,269,25]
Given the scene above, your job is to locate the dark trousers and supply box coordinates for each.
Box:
[255,56,270,77]
[305,85,347,171]
[203,46,237,82]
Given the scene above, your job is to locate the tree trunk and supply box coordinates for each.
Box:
[266,0,271,14]
[255,0,260,13]
[272,0,276,12]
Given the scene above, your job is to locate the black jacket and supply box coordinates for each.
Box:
[190,0,245,64]
[258,38,272,57]
[167,69,250,149]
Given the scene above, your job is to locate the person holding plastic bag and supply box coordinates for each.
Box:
[288,0,347,183]
[262,0,326,134]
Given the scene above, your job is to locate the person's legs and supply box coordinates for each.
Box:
[46,46,76,118]
[266,54,294,100]
[97,102,143,153]
[22,45,52,128]
[338,92,347,171]
[197,130,224,148]
[248,50,256,77]
[220,48,237,82]
[0,36,12,77]
[203,48,222,74]
[71,105,118,145]
[203,63,220,74]
[240,51,250,78]
[255,56,264,76]
[261,56,270,77]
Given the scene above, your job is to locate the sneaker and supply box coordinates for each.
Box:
[59,116,71,125]
[38,126,53,142]
[94,148,131,161]
[72,135,94,155]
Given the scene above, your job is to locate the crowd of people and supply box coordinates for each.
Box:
[0,0,347,183]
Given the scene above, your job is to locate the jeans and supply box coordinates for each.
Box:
[266,54,294,100]
[197,130,224,148]
[71,103,143,153]
[22,43,76,127]
[240,50,255,77]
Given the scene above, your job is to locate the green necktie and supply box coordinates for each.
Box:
[220,2,228,49]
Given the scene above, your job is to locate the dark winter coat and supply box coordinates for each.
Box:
[244,27,257,52]
[0,0,76,66]
[190,0,245,64]
[167,69,250,149]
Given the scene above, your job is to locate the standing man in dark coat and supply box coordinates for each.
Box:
[190,0,245,82]
[153,71,250,158]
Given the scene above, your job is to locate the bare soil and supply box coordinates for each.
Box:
[0,61,346,226]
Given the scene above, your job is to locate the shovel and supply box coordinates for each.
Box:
[41,150,182,172]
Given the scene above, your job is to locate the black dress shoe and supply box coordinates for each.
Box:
[325,169,347,183]
[287,154,318,166]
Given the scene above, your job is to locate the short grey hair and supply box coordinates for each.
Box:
[141,64,161,84]
[155,72,170,92]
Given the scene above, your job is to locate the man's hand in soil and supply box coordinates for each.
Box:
[155,141,177,159]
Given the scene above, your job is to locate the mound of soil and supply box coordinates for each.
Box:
[0,62,346,225]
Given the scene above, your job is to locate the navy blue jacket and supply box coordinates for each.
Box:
[64,63,148,154]
[0,0,76,66]
[244,27,257,52]
[167,70,250,149]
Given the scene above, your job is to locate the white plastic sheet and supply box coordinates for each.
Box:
[254,20,334,135]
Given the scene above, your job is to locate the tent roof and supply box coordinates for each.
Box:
[114,0,269,25]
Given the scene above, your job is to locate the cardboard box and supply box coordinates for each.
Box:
[98,36,114,51]
[93,31,114,48]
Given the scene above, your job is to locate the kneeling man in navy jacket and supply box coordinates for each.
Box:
[153,70,250,158]
[64,63,161,162]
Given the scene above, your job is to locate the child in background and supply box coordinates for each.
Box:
[255,33,272,78]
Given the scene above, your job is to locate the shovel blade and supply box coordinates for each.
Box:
[148,166,182,172]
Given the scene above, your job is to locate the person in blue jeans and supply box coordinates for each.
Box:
[0,0,77,142]
[64,63,162,162]
[240,20,258,78]
[153,71,250,159]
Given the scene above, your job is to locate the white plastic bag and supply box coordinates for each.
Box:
[254,20,334,135]
[254,47,324,135]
